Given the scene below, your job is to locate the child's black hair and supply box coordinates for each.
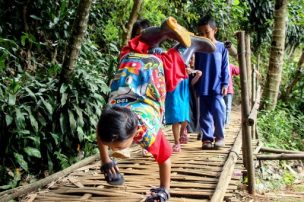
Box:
[97,105,138,143]
[131,19,151,38]
[197,15,217,29]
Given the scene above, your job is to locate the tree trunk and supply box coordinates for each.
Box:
[59,0,92,84]
[261,0,288,110]
[121,0,143,46]
[281,49,304,99]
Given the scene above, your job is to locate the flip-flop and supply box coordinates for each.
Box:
[100,160,124,185]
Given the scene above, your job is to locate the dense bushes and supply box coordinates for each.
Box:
[0,39,115,189]
[258,102,304,151]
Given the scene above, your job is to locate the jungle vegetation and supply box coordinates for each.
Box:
[0,0,303,190]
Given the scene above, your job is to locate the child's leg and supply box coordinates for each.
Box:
[225,94,233,126]
[144,129,172,201]
[199,96,214,142]
[179,121,188,144]
[172,123,181,144]
[211,95,226,148]
[159,158,171,190]
[146,129,172,187]
[223,95,228,124]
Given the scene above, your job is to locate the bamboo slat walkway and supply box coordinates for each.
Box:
[20,107,248,202]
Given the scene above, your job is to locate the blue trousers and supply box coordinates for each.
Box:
[223,93,233,125]
[199,95,226,142]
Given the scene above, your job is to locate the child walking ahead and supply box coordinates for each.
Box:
[195,15,229,150]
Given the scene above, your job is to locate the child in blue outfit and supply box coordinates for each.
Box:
[165,72,190,152]
[195,15,229,149]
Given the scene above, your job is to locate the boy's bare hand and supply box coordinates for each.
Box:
[221,86,228,96]
[193,70,202,77]
[108,164,120,176]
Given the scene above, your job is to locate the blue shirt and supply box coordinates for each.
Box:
[195,41,229,96]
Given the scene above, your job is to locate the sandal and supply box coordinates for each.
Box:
[179,129,188,144]
[172,143,181,152]
[145,187,170,202]
[100,160,124,185]
[202,141,213,150]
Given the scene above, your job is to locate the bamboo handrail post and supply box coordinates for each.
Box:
[251,64,257,139]
[245,33,252,109]
[236,31,255,195]
[247,86,261,126]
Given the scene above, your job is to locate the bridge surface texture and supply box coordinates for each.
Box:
[22,107,244,202]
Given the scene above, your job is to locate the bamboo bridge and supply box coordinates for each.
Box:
[4,107,256,202]
[0,31,284,202]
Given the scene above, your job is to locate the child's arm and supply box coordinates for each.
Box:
[190,70,202,86]
[221,46,229,96]
[97,136,112,163]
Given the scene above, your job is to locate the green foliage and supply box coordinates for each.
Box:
[282,170,295,186]
[0,168,21,190]
[180,0,249,41]
[286,0,304,50]
[0,38,113,189]
[245,0,274,47]
[0,0,304,192]
[258,103,304,151]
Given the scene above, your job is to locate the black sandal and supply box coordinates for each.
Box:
[100,160,124,185]
[145,187,170,202]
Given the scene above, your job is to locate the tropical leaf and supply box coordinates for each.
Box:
[50,133,60,145]
[73,104,84,127]
[8,93,16,106]
[59,113,67,134]
[14,153,28,171]
[15,108,25,129]
[40,97,53,114]
[5,114,13,126]
[24,136,40,145]
[29,113,39,133]
[24,147,41,158]
[68,110,76,131]
[24,87,37,102]
[77,126,84,142]
[61,93,68,106]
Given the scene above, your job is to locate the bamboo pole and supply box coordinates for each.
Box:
[228,44,238,59]
[236,31,255,195]
[257,154,304,160]
[251,64,257,139]
[247,86,261,126]
[210,129,242,202]
[0,154,100,202]
[260,147,304,154]
[245,33,252,109]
